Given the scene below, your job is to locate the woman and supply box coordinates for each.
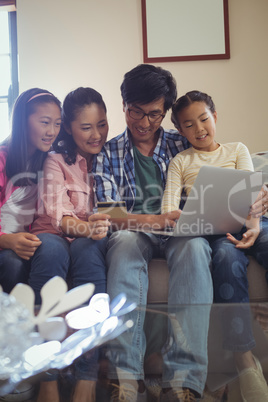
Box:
[31,87,111,402]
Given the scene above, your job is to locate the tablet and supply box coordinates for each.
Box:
[131,166,264,237]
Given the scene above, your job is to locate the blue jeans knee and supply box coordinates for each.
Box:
[0,249,30,293]
[29,233,70,304]
[69,236,108,294]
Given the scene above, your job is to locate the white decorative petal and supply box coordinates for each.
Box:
[23,341,61,367]
[65,293,110,329]
[36,276,68,323]
[10,283,35,317]
[38,317,67,341]
[43,283,95,320]
[90,293,110,316]
[66,306,101,329]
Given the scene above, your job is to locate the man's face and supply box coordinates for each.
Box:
[123,97,165,145]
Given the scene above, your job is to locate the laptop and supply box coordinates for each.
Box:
[131,166,264,237]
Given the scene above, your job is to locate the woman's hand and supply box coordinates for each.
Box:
[0,232,42,260]
[88,213,111,240]
[226,228,260,249]
[250,184,268,218]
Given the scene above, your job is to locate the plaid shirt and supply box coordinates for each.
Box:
[93,127,189,212]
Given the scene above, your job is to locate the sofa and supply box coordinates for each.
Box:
[147,150,268,305]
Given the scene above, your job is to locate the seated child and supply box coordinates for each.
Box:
[162,90,268,402]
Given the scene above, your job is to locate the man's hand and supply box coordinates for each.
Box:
[88,213,111,240]
[0,232,42,260]
[149,210,181,230]
[109,210,181,232]
[250,184,268,218]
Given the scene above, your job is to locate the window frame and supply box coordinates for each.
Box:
[8,10,19,113]
[0,8,18,134]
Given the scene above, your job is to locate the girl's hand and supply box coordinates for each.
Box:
[0,232,42,260]
[250,184,268,218]
[88,213,111,240]
[226,228,260,249]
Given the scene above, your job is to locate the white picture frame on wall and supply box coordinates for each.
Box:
[141,0,230,62]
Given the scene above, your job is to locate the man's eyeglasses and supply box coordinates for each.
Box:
[127,108,165,123]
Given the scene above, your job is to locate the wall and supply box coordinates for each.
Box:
[16,0,268,153]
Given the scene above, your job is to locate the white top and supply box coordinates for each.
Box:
[161,142,253,213]
[1,185,37,233]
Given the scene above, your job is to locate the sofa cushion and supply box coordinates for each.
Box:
[251,151,268,179]
[247,256,268,302]
[147,258,169,304]
[148,257,268,304]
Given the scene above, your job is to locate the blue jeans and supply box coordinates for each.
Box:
[106,230,213,395]
[210,216,268,351]
[29,233,70,305]
[0,249,30,293]
[69,236,109,381]
[69,236,108,293]
[29,233,109,304]
[29,233,109,381]
[248,216,268,274]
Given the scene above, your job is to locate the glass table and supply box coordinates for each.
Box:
[1,302,268,402]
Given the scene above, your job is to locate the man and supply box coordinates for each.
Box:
[94,64,213,401]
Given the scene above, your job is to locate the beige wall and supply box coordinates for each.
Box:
[17,0,268,153]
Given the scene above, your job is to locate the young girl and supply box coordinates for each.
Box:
[0,88,61,293]
[30,87,111,402]
[162,90,268,402]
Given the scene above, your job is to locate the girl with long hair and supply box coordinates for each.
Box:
[0,88,61,292]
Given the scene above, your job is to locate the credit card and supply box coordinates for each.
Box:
[97,201,128,218]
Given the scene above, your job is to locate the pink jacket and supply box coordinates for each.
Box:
[31,152,94,238]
